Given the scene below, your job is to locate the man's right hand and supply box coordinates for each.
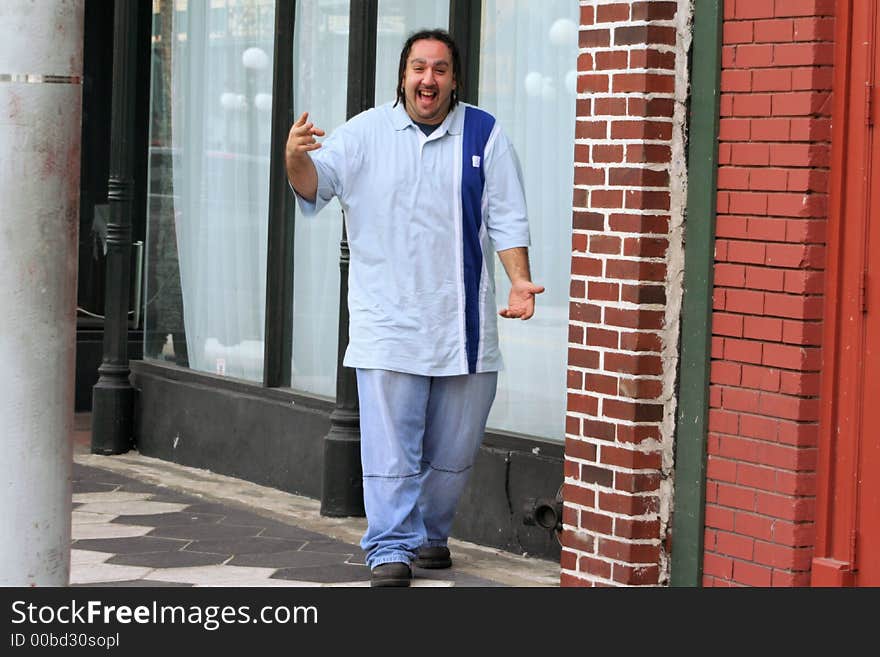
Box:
[286,111,325,160]
[285,112,324,201]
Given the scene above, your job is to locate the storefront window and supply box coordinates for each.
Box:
[289,0,350,398]
[480,0,578,440]
[374,0,449,106]
[145,0,276,383]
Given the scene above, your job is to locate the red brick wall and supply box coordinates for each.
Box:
[705,0,834,587]
[563,0,687,587]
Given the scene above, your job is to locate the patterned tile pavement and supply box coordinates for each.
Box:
[69,412,559,588]
[71,463,508,587]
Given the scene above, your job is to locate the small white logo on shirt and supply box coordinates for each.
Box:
[472,155,481,168]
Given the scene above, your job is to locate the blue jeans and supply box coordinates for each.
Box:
[356,369,498,568]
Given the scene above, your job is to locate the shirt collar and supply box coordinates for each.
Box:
[390,101,464,136]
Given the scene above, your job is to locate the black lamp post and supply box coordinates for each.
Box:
[91,0,139,455]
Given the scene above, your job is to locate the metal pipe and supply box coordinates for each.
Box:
[523,486,564,535]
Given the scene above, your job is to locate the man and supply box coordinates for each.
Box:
[285,29,543,587]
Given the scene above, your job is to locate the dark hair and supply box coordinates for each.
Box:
[394,29,462,111]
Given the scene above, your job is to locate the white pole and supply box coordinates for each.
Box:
[0,0,83,586]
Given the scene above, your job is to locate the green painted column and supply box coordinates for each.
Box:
[671,0,723,587]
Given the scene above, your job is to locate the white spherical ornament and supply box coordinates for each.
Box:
[242,47,269,70]
[524,71,544,97]
[254,93,272,112]
[548,18,577,46]
[220,92,238,110]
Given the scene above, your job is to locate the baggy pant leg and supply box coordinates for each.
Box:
[418,372,498,546]
[356,369,430,568]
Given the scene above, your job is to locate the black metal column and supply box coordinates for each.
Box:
[319,0,377,517]
[91,0,139,454]
[263,0,295,388]
[449,0,481,104]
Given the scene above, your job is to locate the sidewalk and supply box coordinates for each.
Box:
[71,414,560,587]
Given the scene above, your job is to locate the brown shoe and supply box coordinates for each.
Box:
[370,562,412,587]
[413,546,452,569]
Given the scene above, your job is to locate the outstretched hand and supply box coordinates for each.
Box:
[499,280,545,320]
[286,111,325,161]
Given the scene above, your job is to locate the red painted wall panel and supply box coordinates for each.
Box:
[706,0,835,587]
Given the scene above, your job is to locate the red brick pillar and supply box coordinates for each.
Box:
[704,0,833,587]
[562,0,690,587]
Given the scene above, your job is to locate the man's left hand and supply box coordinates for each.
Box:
[499,280,545,320]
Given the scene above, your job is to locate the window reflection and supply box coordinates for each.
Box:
[145,0,275,382]
[480,0,577,440]
[289,0,350,397]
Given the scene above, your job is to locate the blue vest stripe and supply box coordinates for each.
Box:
[461,107,496,374]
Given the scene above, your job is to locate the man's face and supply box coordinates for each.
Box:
[402,39,456,125]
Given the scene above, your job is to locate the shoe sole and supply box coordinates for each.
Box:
[413,558,452,569]
[370,578,411,587]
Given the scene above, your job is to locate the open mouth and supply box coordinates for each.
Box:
[417,89,437,103]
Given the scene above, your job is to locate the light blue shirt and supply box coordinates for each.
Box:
[295,101,530,376]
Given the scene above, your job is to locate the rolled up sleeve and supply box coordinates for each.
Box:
[483,132,531,252]
[292,129,349,217]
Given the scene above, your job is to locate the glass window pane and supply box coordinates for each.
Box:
[289,0,350,397]
[479,0,578,440]
[375,0,449,107]
[145,0,276,383]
